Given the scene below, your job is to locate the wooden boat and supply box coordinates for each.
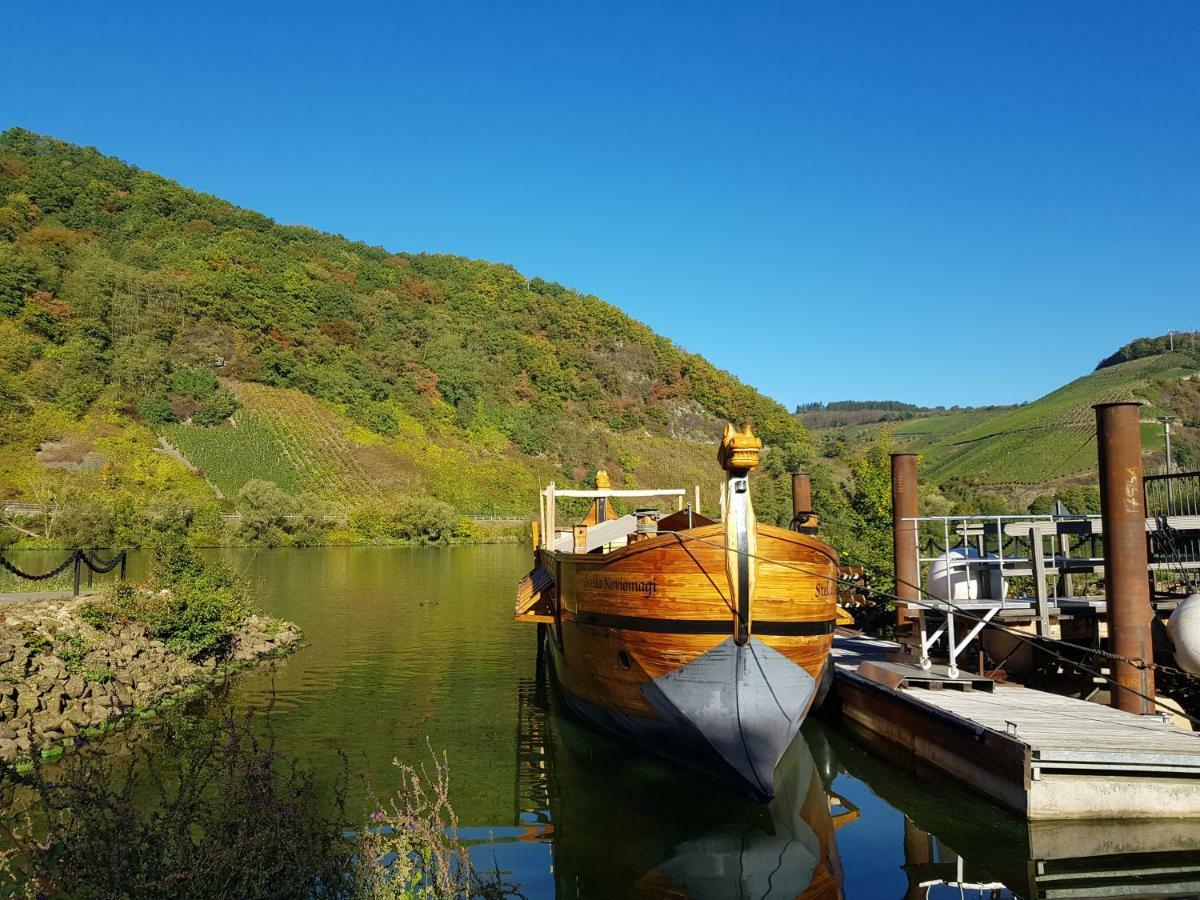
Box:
[516,423,845,800]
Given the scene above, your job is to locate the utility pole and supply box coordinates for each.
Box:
[1159,415,1177,509]
[1159,416,1176,474]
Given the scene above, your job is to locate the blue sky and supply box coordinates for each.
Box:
[3,1,1198,408]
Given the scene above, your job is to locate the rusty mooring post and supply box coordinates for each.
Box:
[791,473,816,533]
[891,454,920,627]
[1095,401,1155,715]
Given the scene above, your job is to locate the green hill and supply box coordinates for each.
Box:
[895,351,1200,485]
[795,345,1200,528]
[797,351,1200,507]
[0,128,808,546]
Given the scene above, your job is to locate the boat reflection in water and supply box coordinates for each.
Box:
[507,671,848,899]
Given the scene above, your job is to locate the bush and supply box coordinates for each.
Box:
[56,375,104,418]
[137,394,175,425]
[289,491,339,546]
[0,709,519,899]
[54,632,93,673]
[350,497,462,545]
[191,388,239,426]
[112,335,170,398]
[55,502,116,549]
[388,497,460,544]
[169,366,219,399]
[1028,485,1102,516]
[0,711,358,898]
[80,534,249,660]
[355,401,398,436]
[237,479,296,544]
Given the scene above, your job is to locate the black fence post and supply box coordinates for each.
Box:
[120,551,127,582]
[73,552,81,597]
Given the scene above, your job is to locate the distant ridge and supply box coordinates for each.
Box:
[1096,333,1200,370]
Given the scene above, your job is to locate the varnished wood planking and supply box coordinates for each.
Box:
[540,520,839,723]
[544,523,839,623]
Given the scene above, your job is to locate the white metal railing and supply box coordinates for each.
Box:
[538,483,690,551]
[908,513,1104,676]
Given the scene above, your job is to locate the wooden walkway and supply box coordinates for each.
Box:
[831,631,1200,819]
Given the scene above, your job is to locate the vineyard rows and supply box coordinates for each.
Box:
[231,384,379,498]
[162,383,399,502]
[903,354,1188,486]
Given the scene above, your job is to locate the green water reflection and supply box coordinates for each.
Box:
[8,545,1200,898]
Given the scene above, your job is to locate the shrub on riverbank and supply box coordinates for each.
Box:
[0,710,516,899]
[349,497,469,545]
[1,711,356,897]
[80,533,249,661]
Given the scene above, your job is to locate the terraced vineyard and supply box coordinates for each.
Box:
[162,384,396,501]
[160,382,550,513]
[893,352,1200,485]
[228,383,382,497]
[162,415,306,499]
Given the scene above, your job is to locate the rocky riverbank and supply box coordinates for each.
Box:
[0,597,300,765]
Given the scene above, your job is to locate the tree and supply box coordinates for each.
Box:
[192,389,239,426]
[236,480,296,544]
[841,431,896,587]
[55,501,117,549]
[112,335,170,399]
[170,366,219,399]
[137,395,175,425]
[0,243,39,315]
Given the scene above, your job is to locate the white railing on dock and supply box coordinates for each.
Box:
[908,513,1104,676]
[907,508,1200,676]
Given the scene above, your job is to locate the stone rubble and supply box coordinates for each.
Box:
[0,598,301,764]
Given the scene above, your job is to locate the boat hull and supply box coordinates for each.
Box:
[538,522,839,799]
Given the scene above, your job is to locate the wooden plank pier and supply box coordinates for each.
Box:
[830,632,1200,820]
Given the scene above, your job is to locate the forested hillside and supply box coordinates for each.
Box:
[0,128,809,546]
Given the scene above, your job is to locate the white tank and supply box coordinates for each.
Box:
[926,547,1004,602]
[980,627,1037,675]
[1167,593,1200,676]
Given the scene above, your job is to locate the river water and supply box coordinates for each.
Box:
[11,545,1200,898]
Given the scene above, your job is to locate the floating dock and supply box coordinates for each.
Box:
[831,632,1200,819]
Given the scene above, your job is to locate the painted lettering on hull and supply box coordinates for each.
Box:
[580,573,658,598]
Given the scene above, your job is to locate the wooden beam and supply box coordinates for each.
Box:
[547,488,687,499]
